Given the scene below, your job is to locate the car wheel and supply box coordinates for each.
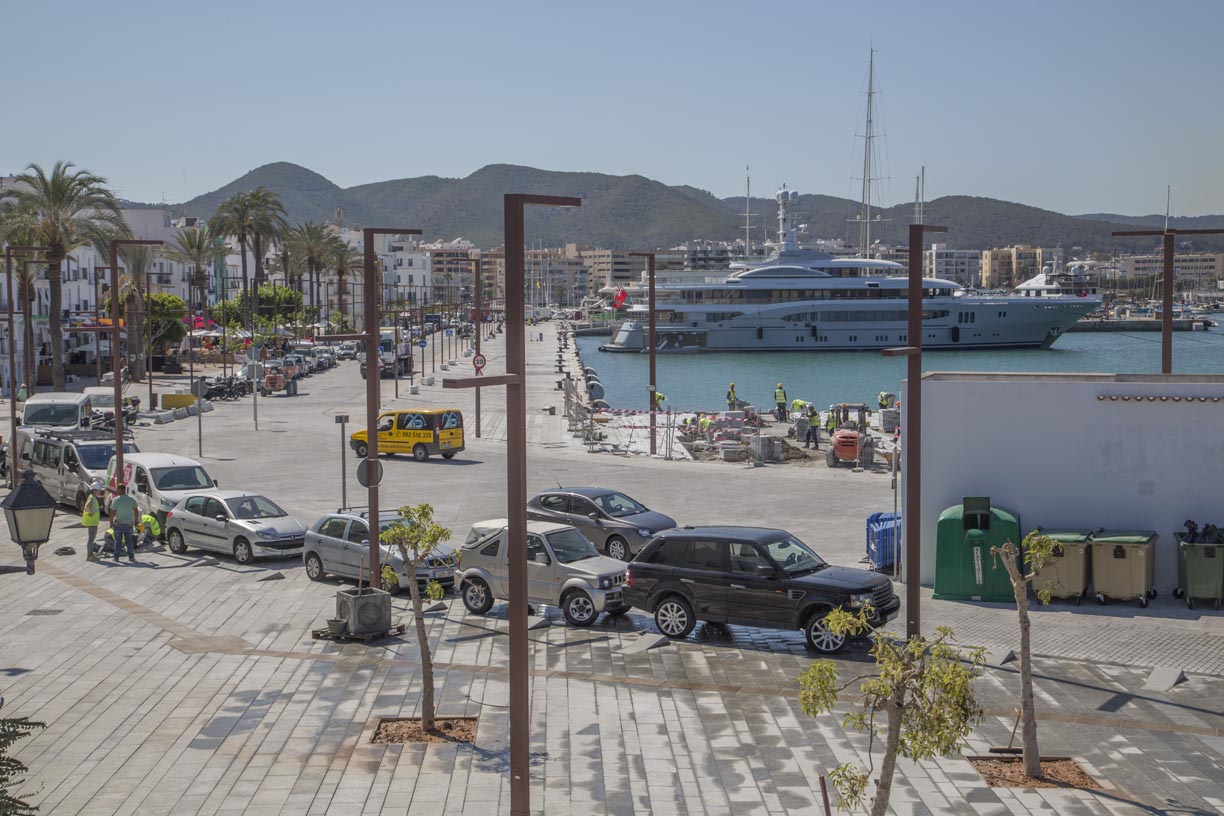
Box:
[606,536,629,561]
[354,442,368,458]
[825,449,838,468]
[167,529,188,554]
[563,590,597,627]
[75,491,87,512]
[380,565,401,596]
[654,595,695,638]
[804,611,847,653]
[462,578,494,614]
[305,553,324,581]
[233,538,253,564]
[442,452,456,460]
[413,444,429,462]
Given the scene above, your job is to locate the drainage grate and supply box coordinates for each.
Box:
[26,609,63,616]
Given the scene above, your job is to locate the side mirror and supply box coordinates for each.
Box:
[588,512,601,523]
[534,552,549,564]
[755,564,777,579]
[214,514,227,523]
[361,539,369,547]
[213,479,220,487]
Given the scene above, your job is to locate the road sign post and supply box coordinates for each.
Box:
[336,414,349,508]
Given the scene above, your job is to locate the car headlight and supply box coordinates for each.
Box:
[849,592,874,608]
[256,530,279,540]
[636,528,651,538]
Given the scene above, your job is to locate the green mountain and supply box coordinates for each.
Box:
[165,162,1224,253]
[1075,213,1224,231]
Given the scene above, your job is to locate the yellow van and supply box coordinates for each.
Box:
[350,408,465,461]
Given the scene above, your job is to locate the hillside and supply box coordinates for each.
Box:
[1076,213,1224,231]
[162,162,1224,252]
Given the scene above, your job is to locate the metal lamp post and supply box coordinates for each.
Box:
[628,252,657,454]
[445,193,581,816]
[2,469,57,574]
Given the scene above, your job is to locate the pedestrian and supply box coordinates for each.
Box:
[806,404,820,450]
[726,382,737,411]
[539,331,544,342]
[108,483,139,563]
[774,383,788,422]
[82,480,103,561]
[654,391,666,412]
[138,511,162,550]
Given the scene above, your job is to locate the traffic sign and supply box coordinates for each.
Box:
[417,339,427,348]
[473,353,487,373]
[445,329,454,337]
[356,459,384,488]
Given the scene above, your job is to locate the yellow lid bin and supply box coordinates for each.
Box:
[1090,530,1158,608]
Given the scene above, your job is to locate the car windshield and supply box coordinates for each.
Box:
[77,442,136,470]
[225,495,285,519]
[151,465,213,490]
[591,491,647,518]
[23,404,79,426]
[89,393,114,408]
[764,535,828,574]
[545,528,600,563]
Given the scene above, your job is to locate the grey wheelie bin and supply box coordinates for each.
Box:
[1175,533,1224,610]
[1091,530,1157,608]
[1030,529,1093,605]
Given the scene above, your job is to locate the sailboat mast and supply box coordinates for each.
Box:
[858,49,875,258]
[744,166,752,260]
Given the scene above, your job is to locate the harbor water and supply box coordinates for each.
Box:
[576,319,1224,412]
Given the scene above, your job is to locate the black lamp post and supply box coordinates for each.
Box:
[2,469,57,574]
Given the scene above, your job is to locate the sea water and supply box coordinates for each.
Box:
[575,320,1224,413]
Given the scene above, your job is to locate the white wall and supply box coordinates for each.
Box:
[909,372,1224,591]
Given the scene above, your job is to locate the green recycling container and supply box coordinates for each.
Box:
[933,497,1021,602]
[1091,530,1157,607]
[1175,534,1224,610]
[1030,529,1093,605]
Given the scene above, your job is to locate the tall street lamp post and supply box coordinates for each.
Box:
[445,193,580,816]
[882,222,946,640]
[110,239,162,484]
[4,245,50,486]
[629,252,657,454]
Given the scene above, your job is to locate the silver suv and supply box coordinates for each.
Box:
[303,509,456,595]
[458,519,628,626]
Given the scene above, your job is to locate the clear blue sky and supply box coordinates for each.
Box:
[4,0,1221,215]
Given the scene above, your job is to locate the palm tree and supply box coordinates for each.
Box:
[247,189,287,324]
[7,161,128,391]
[0,201,40,393]
[209,187,285,329]
[117,244,156,381]
[285,222,333,322]
[327,239,362,330]
[165,226,227,336]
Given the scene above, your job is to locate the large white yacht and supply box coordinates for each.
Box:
[601,190,1100,353]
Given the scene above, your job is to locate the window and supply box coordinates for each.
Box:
[526,534,550,565]
[648,538,690,566]
[728,541,767,573]
[763,535,827,574]
[545,528,600,563]
[151,466,212,490]
[203,498,226,519]
[135,467,150,493]
[378,415,395,432]
[571,497,599,517]
[591,492,647,517]
[538,494,569,513]
[185,496,207,515]
[480,538,500,557]
[346,522,368,544]
[226,496,285,520]
[690,540,727,571]
[319,518,348,538]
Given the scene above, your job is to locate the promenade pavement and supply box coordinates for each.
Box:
[1,321,1222,814]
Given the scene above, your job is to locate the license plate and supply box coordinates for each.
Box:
[432,568,453,578]
[441,441,451,448]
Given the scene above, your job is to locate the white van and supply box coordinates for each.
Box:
[106,453,220,529]
[17,392,95,465]
[29,430,139,510]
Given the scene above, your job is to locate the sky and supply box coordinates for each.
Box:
[3,0,1221,216]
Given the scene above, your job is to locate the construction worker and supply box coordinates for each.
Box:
[806,404,820,450]
[82,480,103,561]
[774,383,787,422]
[654,391,666,411]
[825,404,838,436]
[139,511,162,549]
[726,383,737,411]
[791,397,807,416]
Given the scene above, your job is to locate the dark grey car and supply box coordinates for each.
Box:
[526,487,676,561]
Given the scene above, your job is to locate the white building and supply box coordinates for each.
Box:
[924,243,981,286]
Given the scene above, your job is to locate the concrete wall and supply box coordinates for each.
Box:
[910,372,1224,590]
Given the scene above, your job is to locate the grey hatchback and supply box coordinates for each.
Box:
[527,487,676,561]
[164,490,306,563]
[303,509,457,596]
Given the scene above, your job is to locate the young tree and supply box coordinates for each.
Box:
[990,532,1061,780]
[379,503,451,732]
[0,713,46,815]
[798,610,984,816]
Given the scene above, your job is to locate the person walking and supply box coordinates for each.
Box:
[773,383,788,422]
[806,404,820,450]
[138,511,162,550]
[726,383,737,411]
[108,483,139,563]
[82,480,103,561]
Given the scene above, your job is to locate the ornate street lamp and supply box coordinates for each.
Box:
[2,470,57,574]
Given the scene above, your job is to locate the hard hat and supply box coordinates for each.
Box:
[729,382,734,386]
[90,479,104,491]
[777,383,783,388]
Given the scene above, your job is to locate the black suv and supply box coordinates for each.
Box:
[623,526,900,653]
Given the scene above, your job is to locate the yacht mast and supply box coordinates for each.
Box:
[858,49,875,257]
[744,166,752,260]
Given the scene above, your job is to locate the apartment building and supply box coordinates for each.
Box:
[924,243,981,286]
[980,244,1054,289]
[1118,253,1224,288]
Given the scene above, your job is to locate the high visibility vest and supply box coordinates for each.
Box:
[655,393,666,406]
[82,495,100,527]
[140,513,162,537]
[726,389,736,402]
[791,398,806,412]
[774,389,786,404]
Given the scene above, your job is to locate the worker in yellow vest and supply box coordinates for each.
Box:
[139,512,163,549]
[654,391,666,412]
[82,480,103,561]
[726,383,737,411]
[774,384,788,422]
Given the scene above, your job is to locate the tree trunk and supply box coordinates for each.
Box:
[870,693,906,816]
[252,235,264,328]
[47,254,66,391]
[406,557,436,731]
[21,282,35,395]
[337,273,347,326]
[1001,545,1042,778]
[238,232,250,332]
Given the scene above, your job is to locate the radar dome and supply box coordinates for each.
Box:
[789,190,799,202]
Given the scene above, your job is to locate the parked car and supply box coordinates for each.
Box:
[622,526,900,653]
[164,490,306,563]
[458,519,628,626]
[106,452,219,531]
[527,487,675,561]
[28,430,138,510]
[336,342,358,360]
[303,509,457,595]
[285,353,310,377]
[349,409,464,461]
